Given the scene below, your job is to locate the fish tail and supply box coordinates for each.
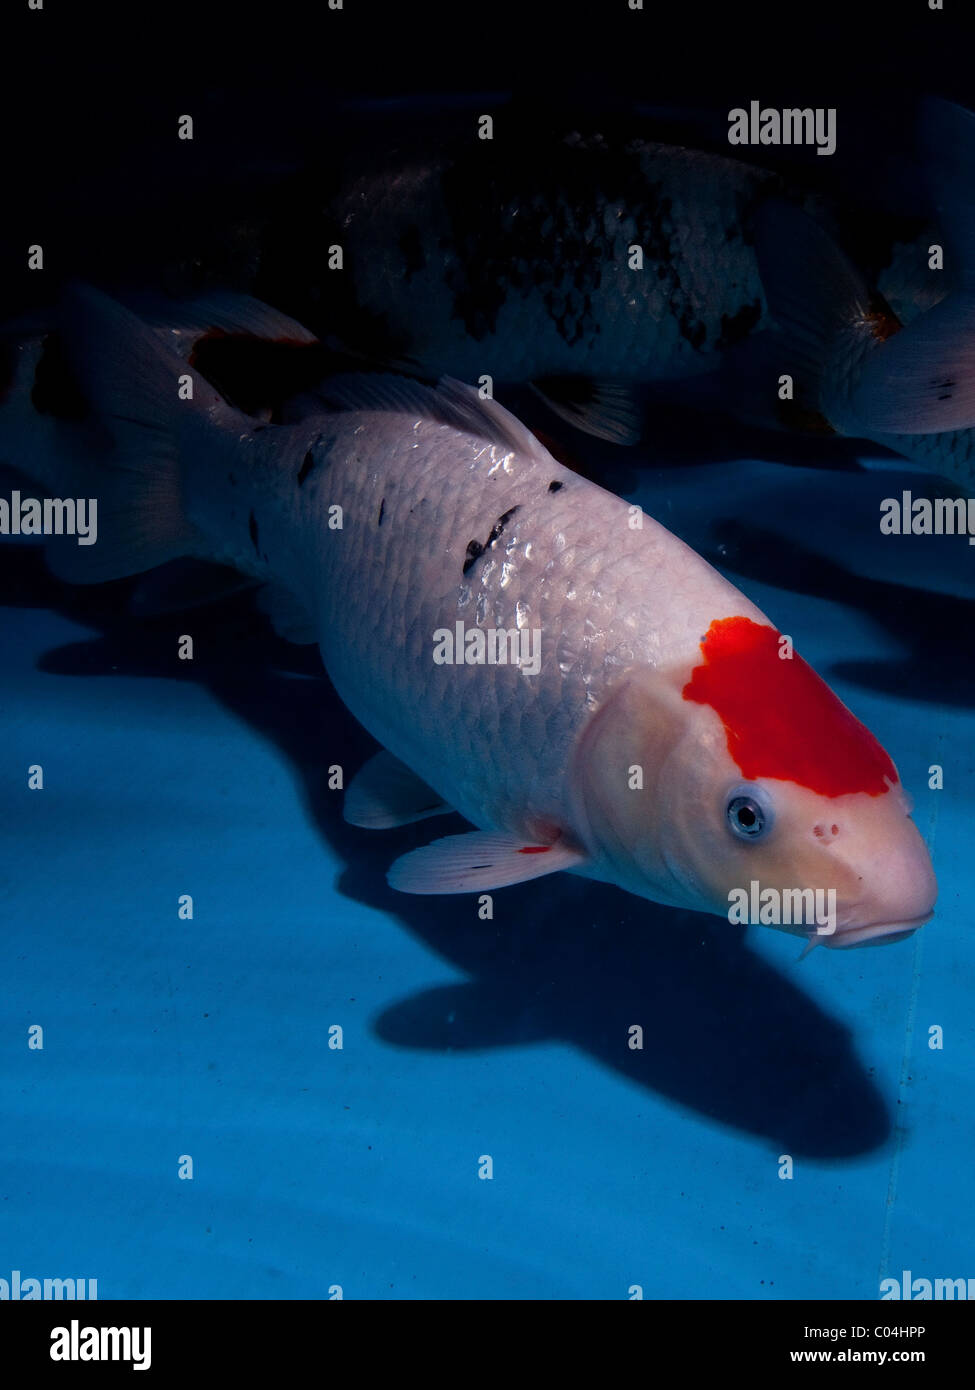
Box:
[830,99,975,436]
[751,196,901,437]
[753,191,975,488]
[39,285,220,584]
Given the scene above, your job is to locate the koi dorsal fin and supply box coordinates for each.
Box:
[309,374,553,462]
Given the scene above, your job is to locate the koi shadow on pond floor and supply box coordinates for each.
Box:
[0,542,891,1160]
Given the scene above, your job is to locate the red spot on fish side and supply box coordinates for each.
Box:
[682,617,898,798]
[518,846,552,854]
[866,297,903,343]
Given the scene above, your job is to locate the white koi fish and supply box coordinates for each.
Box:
[2,288,937,947]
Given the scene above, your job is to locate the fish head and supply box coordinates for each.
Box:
[571,616,936,947]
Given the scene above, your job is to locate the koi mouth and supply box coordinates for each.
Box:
[821,912,934,949]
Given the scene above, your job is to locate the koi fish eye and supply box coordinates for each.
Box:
[726,786,773,842]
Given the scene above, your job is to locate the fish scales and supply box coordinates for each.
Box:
[270,137,780,383]
[196,407,763,837]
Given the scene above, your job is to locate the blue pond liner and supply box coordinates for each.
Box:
[1,449,971,1300]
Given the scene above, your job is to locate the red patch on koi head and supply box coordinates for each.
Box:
[682,617,897,797]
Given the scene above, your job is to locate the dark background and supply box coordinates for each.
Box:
[3,0,975,317]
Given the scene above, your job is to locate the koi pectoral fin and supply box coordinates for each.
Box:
[343,750,452,829]
[387,831,588,894]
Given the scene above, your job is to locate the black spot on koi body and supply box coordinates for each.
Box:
[462,505,521,575]
[438,135,662,348]
[378,497,386,526]
[249,511,260,554]
[463,540,484,573]
[676,306,708,351]
[486,507,519,550]
[716,299,762,350]
[548,480,563,492]
[297,451,315,486]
